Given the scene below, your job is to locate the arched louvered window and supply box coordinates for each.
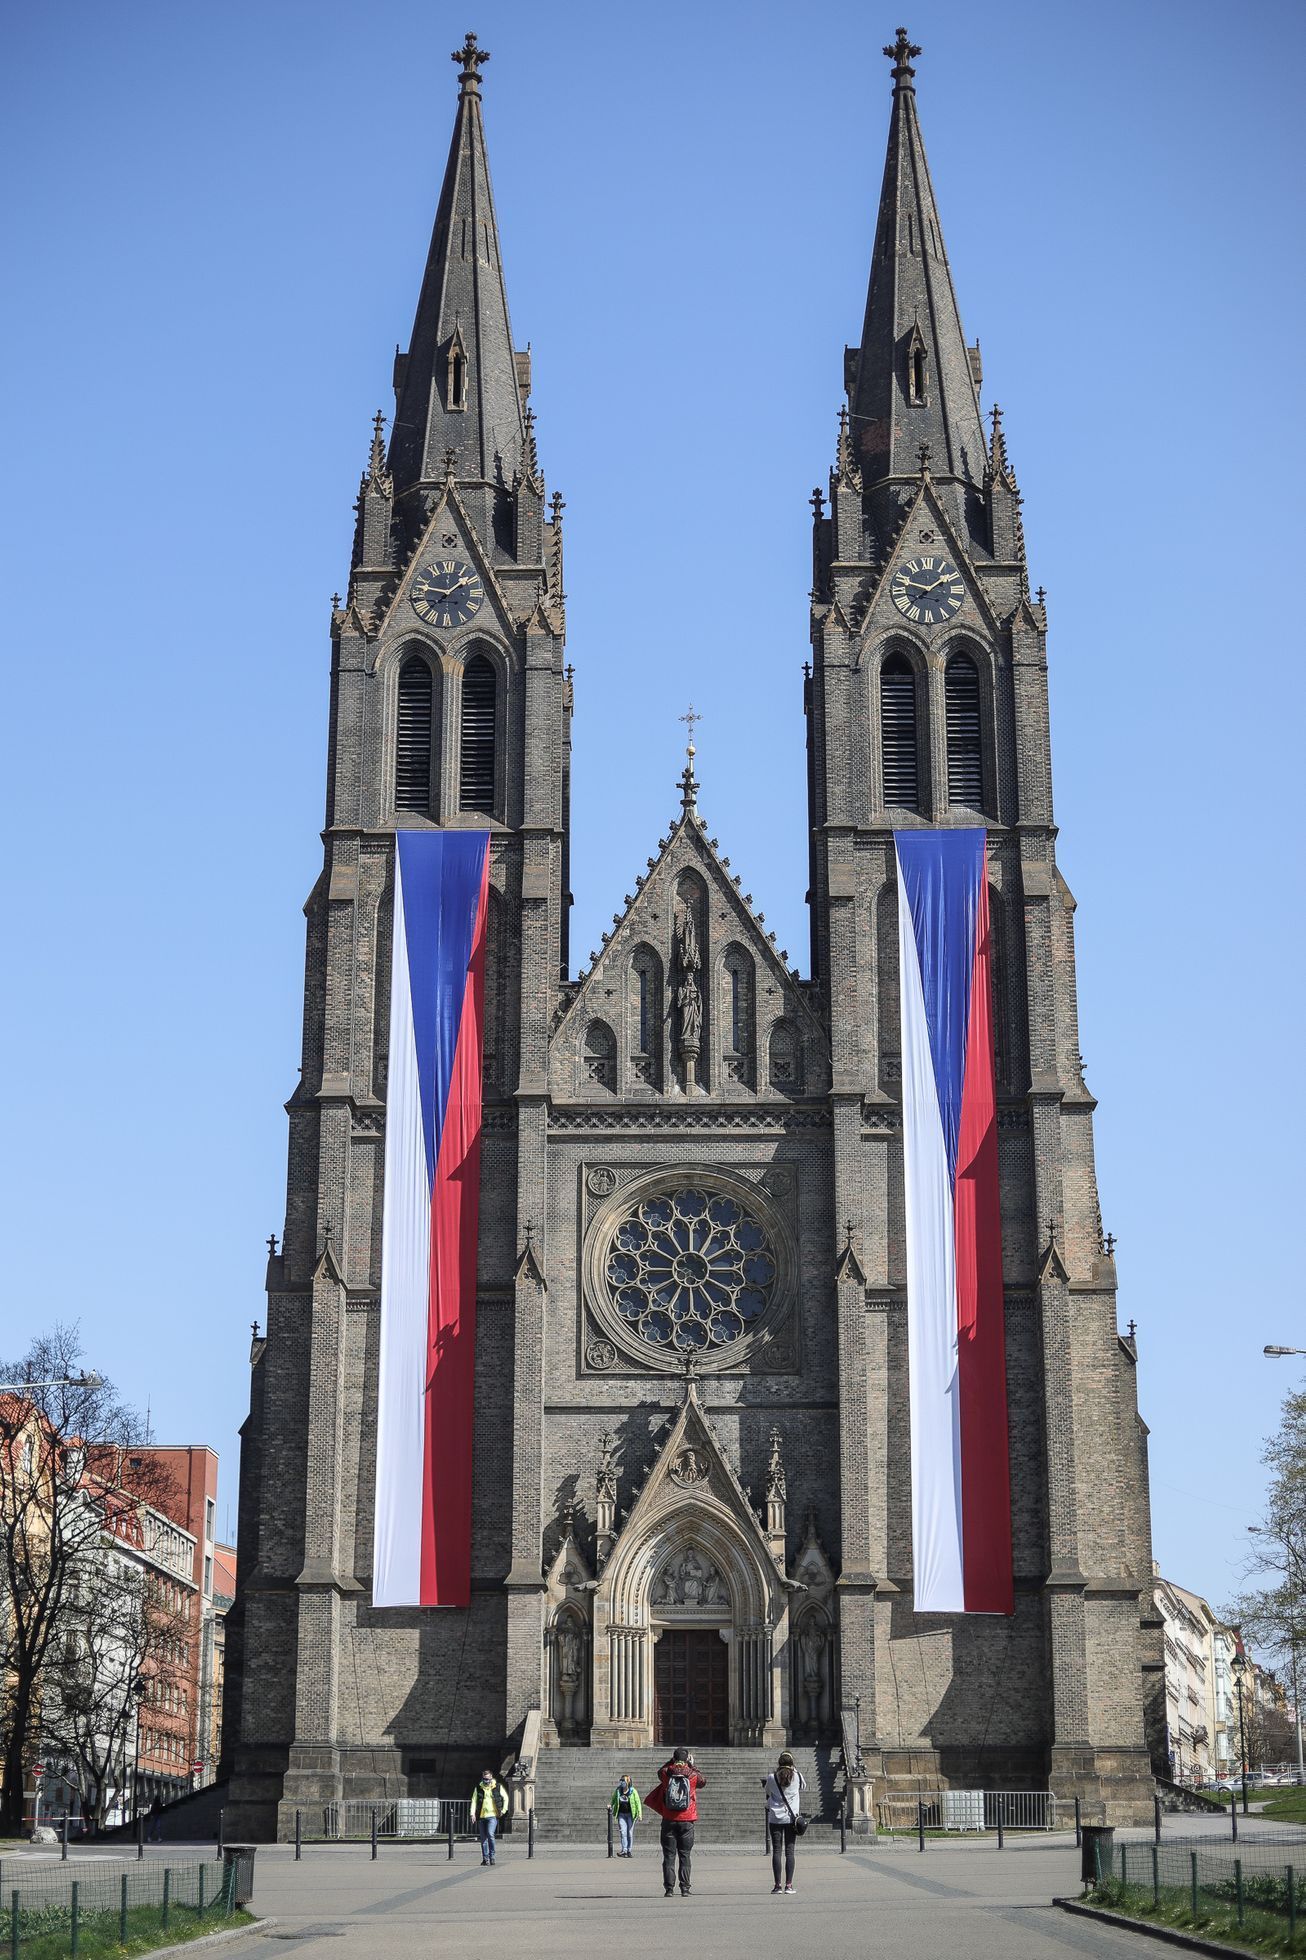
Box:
[880,653,919,809]
[459,654,496,812]
[945,653,983,806]
[394,657,433,813]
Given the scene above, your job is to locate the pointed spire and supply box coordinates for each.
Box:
[848,31,988,502]
[388,32,526,498]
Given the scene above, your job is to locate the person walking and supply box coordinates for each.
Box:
[644,1745,706,1897]
[762,1750,807,1895]
[611,1773,642,1855]
[470,1769,508,1866]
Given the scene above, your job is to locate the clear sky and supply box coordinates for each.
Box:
[3,0,1303,1619]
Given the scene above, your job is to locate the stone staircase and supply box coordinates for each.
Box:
[533,1745,842,1845]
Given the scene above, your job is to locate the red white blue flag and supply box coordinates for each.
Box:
[895,829,1013,1614]
[374,830,491,1608]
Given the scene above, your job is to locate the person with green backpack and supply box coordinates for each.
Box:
[611,1773,642,1855]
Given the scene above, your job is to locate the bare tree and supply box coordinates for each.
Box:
[0,1328,172,1834]
[1225,1389,1306,1779]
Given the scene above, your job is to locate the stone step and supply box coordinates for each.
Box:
[534,1744,842,1844]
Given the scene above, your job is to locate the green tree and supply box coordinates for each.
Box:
[1226,1390,1306,1775]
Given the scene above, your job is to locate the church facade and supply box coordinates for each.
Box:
[224,30,1157,1836]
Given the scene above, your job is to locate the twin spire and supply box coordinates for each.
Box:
[388,27,989,546]
[387,32,527,500]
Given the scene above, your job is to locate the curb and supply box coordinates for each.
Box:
[132,1916,275,1960]
[1056,1898,1262,1958]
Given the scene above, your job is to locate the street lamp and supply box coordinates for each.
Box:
[1264,1348,1306,1359]
[0,1372,104,1392]
[1232,1651,1251,1815]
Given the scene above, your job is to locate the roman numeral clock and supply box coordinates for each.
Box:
[890,554,965,627]
[410,558,485,629]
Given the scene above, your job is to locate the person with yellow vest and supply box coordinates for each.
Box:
[470,1769,509,1866]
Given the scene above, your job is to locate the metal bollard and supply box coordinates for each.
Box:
[137,1813,144,1860]
[447,1810,454,1861]
[607,1807,613,1858]
[997,1810,1004,1850]
[61,1813,69,1861]
[1231,1796,1238,1842]
[1153,1792,1162,1844]
[917,1800,925,1853]
[1074,1796,1082,1848]
[370,1808,378,1861]
[528,1808,535,1859]
[294,1810,302,1862]
[839,1799,847,1855]
[217,1807,224,1862]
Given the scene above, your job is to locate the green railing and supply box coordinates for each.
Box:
[0,1858,236,1960]
[1094,1833,1306,1946]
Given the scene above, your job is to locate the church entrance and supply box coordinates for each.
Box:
[654,1629,729,1746]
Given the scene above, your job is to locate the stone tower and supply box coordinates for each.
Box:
[224,31,1155,1837]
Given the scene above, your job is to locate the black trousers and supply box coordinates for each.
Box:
[769,1820,796,1886]
[660,1819,694,1892]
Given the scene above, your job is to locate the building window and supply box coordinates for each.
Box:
[582,1020,616,1092]
[880,654,919,809]
[395,657,433,813]
[447,344,467,410]
[459,655,496,812]
[945,653,983,806]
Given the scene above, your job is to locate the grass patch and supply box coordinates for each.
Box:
[7,1899,252,1960]
[1262,1790,1306,1825]
[1088,1878,1306,1955]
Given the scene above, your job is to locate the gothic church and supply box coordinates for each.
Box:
[225,30,1157,1835]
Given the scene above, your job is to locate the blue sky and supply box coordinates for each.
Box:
[3,0,1303,1619]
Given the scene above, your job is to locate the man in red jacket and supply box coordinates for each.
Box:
[644,1746,707,1897]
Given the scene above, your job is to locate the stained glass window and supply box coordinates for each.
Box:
[601,1186,779,1352]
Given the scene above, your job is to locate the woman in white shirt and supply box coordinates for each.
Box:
[761,1749,807,1894]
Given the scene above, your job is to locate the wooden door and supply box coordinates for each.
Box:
[654,1628,730,1746]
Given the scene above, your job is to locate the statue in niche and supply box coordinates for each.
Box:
[676,974,702,1046]
[557,1621,582,1684]
[799,1617,826,1687]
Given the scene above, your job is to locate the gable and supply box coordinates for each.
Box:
[549,801,828,1103]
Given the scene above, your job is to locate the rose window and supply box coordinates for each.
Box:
[601,1186,779,1352]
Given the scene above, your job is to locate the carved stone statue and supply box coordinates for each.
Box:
[677,975,702,1046]
[652,1545,727,1608]
[799,1618,826,1685]
[557,1621,581,1684]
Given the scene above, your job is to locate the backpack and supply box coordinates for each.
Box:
[664,1769,692,1814]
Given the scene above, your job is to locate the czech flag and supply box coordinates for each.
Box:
[895,829,1013,1615]
[373,830,491,1608]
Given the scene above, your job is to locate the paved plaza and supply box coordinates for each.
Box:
[210,1827,1277,1959]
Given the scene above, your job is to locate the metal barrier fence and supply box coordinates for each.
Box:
[312,1800,474,1840]
[876,1789,1060,1834]
[0,1858,236,1959]
[1095,1833,1306,1937]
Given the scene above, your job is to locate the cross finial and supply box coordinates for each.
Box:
[266,1233,278,1257]
[679,702,701,760]
[1104,1233,1117,1257]
[251,1321,260,1341]
[1127,1318,1137,1341]
[452,32,490,92]
[883,27,922,86]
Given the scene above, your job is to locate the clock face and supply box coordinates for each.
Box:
[410,558,484,629]
[889,554,965,627]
